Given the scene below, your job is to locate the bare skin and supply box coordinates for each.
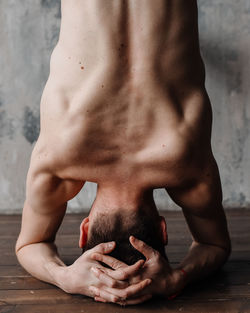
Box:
[16,0,231,305]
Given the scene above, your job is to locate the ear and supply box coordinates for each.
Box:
[159,216,168,245]
[79,217,89,248]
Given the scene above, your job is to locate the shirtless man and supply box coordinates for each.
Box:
[16,0,231,306]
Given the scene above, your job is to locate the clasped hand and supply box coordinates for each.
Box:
[66,236,186,305]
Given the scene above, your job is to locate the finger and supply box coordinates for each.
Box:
[103,278,152,300]
[130,236,156,260]
[91,253,144,279]
[117,294,152,306]
[100,259,145,281]
[94,296,107,303]
[89,241,116,255]
[89,286,120,304]
[91,252,127,269]
[91,267,129,288]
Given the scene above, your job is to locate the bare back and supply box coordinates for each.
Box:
[35,0,212,190]
[16,2,231,294]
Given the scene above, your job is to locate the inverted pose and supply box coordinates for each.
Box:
[16,0,231,305]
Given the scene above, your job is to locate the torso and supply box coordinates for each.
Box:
[35,0,212,190]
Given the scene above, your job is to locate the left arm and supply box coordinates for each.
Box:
[166,152,231,285]
[89,153,231,304]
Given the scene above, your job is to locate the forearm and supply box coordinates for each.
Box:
[16,242,66,289]
[176,241,231,285]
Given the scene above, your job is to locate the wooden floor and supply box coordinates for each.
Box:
[0,210,250,313]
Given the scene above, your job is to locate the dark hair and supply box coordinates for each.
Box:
[83,209,167,265]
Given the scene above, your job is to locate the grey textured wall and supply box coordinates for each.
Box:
[0,0,249,213]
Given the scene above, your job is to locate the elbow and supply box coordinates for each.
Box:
[15,241,23,266]
[224,239,231,261]
[224,233,232,257]
[15,235,28,256]
[15,238,23,256]
[220,238,231,266]
[15,236,21,255]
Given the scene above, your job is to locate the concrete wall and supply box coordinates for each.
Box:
[0,0,249,214]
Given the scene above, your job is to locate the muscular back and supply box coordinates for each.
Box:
[16,2,231,295]
[36,0,212,188]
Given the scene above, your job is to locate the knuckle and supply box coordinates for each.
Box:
[97,243,105,252]
[154,250,161,260]
[141,280,149,289]
[120,273,126,280]
[109,280,116,288]
[122,281,129,288]
[112,295,120,303]
[91,254,101,262]
[118,271,125,280]
[120,271,128,280]
[91,252,98,259]
[138,241,145,248]
[121,290,128,299]
[97,271,103,279]
[136,274,143,281]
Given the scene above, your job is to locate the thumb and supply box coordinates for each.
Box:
[130,236,155,260]
[90,241,116,255]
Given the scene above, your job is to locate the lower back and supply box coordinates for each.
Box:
[50,0,204,92]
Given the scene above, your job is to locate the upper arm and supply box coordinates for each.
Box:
[16,199,67,253]
[16,165,84,253]
[166,154,231,252]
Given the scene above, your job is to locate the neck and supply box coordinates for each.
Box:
[89,183,158,218]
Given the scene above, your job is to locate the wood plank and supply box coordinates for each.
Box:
[181,283,250,299]
[0,211,250,312]
[0,266,29,277]
[0,306,15,313]
[0,289,79,305]
[0,284,250,306]
[0,248,247,266]
[0,249,247,264]
[0,253,191,266]
[0,253,185,266]
[1,260,249,280]
[1,268,249,290]
[0,215,21,222]
[0,210,249,221]
[0,294,250,313]
[1,240,248,254]
[0,299,249,313]
[0,277,54,290]
[229,251,250,261]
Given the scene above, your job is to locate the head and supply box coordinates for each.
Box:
[79,207,168,265]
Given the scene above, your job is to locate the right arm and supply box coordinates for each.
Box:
[15,162,85,291]
[16,160,147,300]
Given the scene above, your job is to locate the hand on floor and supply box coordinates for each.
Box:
[57,241,131,298]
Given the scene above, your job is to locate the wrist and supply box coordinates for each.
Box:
[45,261,68,291]
[173,268,188,291]
[166,268,187,300]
